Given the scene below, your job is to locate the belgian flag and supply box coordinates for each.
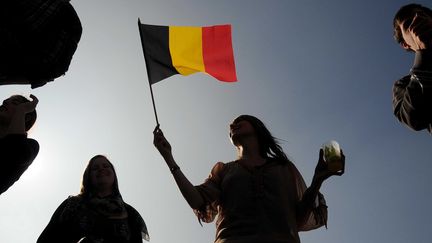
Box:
[138,20,237,84]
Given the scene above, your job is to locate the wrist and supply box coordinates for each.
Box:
[169,165,180,173]
[311,176,323,189]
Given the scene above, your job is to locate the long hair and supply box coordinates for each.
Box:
[232,115,290,163]
[79,155,121,198]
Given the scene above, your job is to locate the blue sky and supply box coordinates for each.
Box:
[1,1,431,242]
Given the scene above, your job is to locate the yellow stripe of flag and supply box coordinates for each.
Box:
[169,26,205,75]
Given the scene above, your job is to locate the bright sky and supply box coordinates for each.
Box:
[1,0,431,242]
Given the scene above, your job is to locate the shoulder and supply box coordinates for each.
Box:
[57,195,84,210]
[205,161,237,182]
[124,202,140,215]
[209,161,225,174]
[210,161,238,175]
[47,196,84,222]
[269,158,302,177]
[66,195,84,204]
[59,195,84,213]
[393,75,411,89]
[123,201,149,237]
[124,202,145,223]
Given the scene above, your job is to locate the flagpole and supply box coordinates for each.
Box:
[148,81,159,126]
[138,18,159,127]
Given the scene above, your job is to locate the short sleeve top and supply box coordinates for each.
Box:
[194,159,327,243]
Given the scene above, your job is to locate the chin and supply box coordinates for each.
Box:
[230,134,247,146]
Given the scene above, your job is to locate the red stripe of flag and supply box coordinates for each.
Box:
[202,25,237,82]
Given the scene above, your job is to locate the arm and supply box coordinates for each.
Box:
[393,50,432,131]
[0,134,39,194]
[153,126,204,209]
[296,149,345,230]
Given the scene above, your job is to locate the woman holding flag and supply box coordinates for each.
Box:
[153,114,344,243]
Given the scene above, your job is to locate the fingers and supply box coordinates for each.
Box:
[153,124,160,134]
[407,13,419,31]
[340,149,345,168]
[319,148,324,161]
[17,94,38,113]
[408,13,432,42]
[411,21,431,36]
[153,126,168,147]
[29,94,39,106]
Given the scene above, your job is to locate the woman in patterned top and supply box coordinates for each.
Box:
[153,115,344,243]
[37,155,149,243]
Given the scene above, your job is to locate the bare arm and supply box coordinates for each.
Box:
[297,149,344,227]
[153,126,204,209]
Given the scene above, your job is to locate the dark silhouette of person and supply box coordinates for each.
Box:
[0,0,82,88]
[37,155,149,243]
[0,94,39,195]
[393,3,432,133]
[153,115,344,243]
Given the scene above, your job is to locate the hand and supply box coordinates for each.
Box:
[153,125,173,159]
[400,13,432,51]
[15,94,38,115]
[313,149,345,184]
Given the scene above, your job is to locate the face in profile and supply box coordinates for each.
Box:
[229,116,256,146]
[90,156,115,190]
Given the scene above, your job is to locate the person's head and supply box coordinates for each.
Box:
[229,115,289,162]
[393,3,432,51]
[80,155,121,198]
[0,95,37,131]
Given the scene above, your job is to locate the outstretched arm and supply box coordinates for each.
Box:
[153,126,204,209]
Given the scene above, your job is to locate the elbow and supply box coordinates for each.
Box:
[189,198,205,210]
[394,108,429,131]
[400,115,428,131]
[408,123,427,131]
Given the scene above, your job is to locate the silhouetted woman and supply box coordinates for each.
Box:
[37,155,149,243]
[153,115,344,243]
